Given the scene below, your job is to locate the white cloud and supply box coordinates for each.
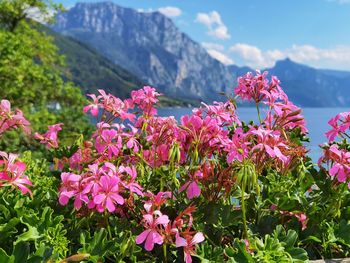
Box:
[201,42,234,65]
[229,43,350,70]
[158,6,182,17]
[195,11,230,40]
[201,42,225,51]
[207,49,234,65]
[230,43,269,68]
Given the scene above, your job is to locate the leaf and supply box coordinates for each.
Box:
[0,218,20,240]
[287,247,308,262]
[224,241,254,263]
[284,230,298,248]
[303,235,322,243]
[14,224,41,244]
[13,242,29,263]
[0,248,11,263]
[335,220,350,244]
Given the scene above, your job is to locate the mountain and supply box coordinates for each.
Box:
[267,59,350,107]
[42,26,143,98]
[52,2,234,102]
[229,59,350,107]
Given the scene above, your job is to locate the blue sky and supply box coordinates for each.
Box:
[55,0,350,70]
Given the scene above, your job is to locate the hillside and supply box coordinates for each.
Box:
[52,2,235,102]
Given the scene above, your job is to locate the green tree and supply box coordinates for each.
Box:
[0,0,91,151]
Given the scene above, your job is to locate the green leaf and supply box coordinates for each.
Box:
[0,248,11,263]
[13,242,29,263]
[335,220,350,244]
[287,248,308,262]
[14,224,41,244]
[225,241,254,263]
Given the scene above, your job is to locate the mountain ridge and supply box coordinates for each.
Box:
[52,1,235,102]
[53,2,350,107]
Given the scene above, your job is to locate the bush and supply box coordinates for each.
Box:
[1,71,350,262]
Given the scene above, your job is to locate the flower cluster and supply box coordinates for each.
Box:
[136,194,204,263]
[325,111,350,142]
[0,100,32,195]
[54,74,310,261]
[0,152,32,196]
[58,163,143,212]
[35,123,63,149]
[0,99,30,135]
[319,111,350,188]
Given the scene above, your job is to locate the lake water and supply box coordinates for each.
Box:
[158,107,350,162]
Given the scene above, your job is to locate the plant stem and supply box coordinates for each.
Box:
[241,185,248,240]
[163,244,167,262]
[256,102,262,124]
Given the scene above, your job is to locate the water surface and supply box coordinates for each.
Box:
[158,107,350,162]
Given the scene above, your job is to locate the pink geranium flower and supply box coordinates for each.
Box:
[0,152,32,196]
[34,123,63,149]
[93,175,124,213]
[179,170,203,199]
[136,210,169,251]
[83,94,101,117]
[175,232,205,263]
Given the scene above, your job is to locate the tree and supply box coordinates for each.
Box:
[0,0,91,151]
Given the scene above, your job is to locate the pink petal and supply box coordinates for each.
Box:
[337,168,347,182]
[175,234,187,247]
[187,181,201,199]
[179,182,190,193]
[155,214,169,226]
[185,252,192,263]
[91,106,99,116]
[110,193,124,205]
[329,165,339,177]
[106,197,115,212]
[152,231,163,245]
[136,229,151,245]
[144,231,156,251]
[191,232,205,245]
[93,194,106,204]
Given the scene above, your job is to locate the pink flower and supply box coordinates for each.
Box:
[201,101,240,126]
[234,71,287,104]
[0,100,30,135]
[94,125,123,158]
[224,128,250,163]
[34,123,63,149]
[131,86,161,117]
[136,210,169,251]
[0,152,32,196]
[269,101,308,134]
[250,127,289,164]
[58,172,81,206]
[179,171,203,200]
[319,144,350,187]
[83,94,101,116]
[93,175,124,213]
[325,112,350,142]
[175,232,205,263]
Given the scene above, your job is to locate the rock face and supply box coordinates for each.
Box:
[267,59,350,107]
[53,2,234,102]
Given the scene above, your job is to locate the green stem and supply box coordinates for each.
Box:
[241,185,248,240]
[163,244,167,262]
[256,102,262,124]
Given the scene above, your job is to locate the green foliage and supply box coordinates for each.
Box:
[226,226,308,263]
[0,0,91,152]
